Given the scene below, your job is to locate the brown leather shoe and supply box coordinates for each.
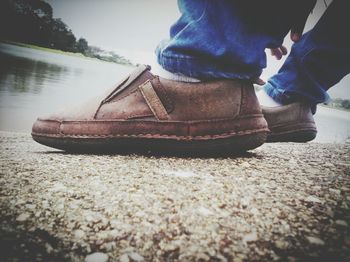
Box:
[262,103,317,142]
[32,65,269,154]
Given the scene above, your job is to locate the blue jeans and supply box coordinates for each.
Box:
[156,0,350,105]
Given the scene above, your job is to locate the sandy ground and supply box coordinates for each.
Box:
[0,131,349,261]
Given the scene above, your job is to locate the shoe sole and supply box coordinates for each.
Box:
[267,122,317,143]
[32,131,268,156]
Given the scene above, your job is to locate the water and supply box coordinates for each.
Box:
[0,43,349,143]
[0,43,132,132]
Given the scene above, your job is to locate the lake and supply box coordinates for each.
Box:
[1,43,349,143]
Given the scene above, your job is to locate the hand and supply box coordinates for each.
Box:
[268,0,317,61]
[290,0,317,42]
[254,77,266,86]
[270,45,288,60]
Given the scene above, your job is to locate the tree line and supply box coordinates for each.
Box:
[0,0,132,65]
[325,98,350,111]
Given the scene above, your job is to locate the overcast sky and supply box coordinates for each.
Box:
[47,0,349,99]
[47,0,179,62]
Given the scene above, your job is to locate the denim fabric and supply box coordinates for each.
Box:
[156,0,349,105]
[156,0,298,80]
[264,0,350,105]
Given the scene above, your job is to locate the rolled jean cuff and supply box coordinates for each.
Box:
[264,81,328,116]
[263,81,310,105]
[155,44,262,80]
[263,82,289,105]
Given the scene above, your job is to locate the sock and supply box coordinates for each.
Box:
[151,62,201,83]
[256,88,282,107]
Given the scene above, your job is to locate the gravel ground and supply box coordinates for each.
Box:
[1,131,349,262]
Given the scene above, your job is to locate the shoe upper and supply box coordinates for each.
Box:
[32,65,268,138]
[262,103,316,129]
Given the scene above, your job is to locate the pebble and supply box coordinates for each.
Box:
[196,253,210,261]
[25,204,36,209]
[250,207,259,215]
[128,252,144,262]
[323,163,334,168]
[306,236,325,245]
[305,196,322,203]
[243,232,258,244]
[85,252,108,262]
[74,229,86,239]
[45,243,53,254]
[329,188,341,195]
[163,170,197,178]
[16,212,30,222]
[341,186,350,192]
[240,162,250,168]
[197,206,214,216]
[275,240,288,249]
[335,220,348,227]
[119,254,129,262]
[49,182,67,192]
[241,198,250,208]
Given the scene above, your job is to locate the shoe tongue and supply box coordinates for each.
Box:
[103,64,154,103]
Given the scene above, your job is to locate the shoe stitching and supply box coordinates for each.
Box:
[269,121,316,129]
[32,127,269,140]
[38,113,264,124]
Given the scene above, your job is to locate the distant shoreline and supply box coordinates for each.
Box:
[320,104,350,113]
[2,41,95,60]
[1,41,134,67]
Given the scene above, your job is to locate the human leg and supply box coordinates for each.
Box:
[264,0,350,105]
[261,0,350,142]
[156,0,302,80]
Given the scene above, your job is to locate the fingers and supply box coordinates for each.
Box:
[270,48,282,60]
[270,46,288,60]
[290,32,301,42]
[290,0,317,42]
[280,46,288,55]
[254,77,266,86]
